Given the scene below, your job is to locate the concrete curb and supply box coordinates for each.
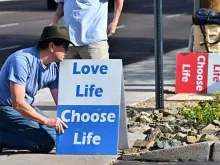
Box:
[122,141,214,162]
[213,142,220,161]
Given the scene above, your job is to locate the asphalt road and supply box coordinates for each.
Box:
[0,0,193,66]
[115,162,220,165]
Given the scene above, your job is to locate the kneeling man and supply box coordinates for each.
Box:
[0,26,72,153]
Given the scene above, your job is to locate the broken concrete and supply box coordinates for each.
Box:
[122,141,214,162]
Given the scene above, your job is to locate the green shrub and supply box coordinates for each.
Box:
[178,91,220,124]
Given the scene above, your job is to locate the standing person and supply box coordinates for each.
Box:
[49,0,124,59]
[0,25,72,153]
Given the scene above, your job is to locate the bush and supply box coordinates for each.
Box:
[178,91,220,124]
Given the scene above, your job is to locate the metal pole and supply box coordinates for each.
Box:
[154,0,164,109]
[194,0,200,13]
[188,0,200,52]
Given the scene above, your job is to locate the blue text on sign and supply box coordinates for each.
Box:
[61,110,116,123]
[76,84,103,97]
[74,132,101,145]
[73,62,108,75]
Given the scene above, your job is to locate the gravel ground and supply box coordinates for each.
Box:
[128,94,201,112]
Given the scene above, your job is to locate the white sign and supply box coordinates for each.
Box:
[56,60,128,154]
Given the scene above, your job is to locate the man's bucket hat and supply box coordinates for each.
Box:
[35,25,74,45]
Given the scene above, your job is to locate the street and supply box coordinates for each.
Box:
[0,1,215,164]
[115,162,220,165]
[0,0,193,67]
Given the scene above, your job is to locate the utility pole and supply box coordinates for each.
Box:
[200,0,220,12]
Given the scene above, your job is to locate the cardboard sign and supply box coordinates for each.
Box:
[176,53,208,93]
[207,53,220,93]
[56,60,123,154]
[176,53,220,94]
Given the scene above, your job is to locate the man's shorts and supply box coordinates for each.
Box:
[65,40,109,59]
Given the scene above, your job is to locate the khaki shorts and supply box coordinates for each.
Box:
[65,40,109,59]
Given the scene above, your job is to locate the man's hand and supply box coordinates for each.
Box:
[45,117,68,134]
[49,20,58,26]
[107,21,118,37]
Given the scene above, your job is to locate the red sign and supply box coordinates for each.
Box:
[175,53,208,93]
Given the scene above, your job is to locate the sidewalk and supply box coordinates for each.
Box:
[0,48,187,165]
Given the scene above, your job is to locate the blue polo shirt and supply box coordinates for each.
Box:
[0,47,59,106]
[55,0,108,46]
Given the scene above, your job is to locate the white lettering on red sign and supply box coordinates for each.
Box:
[213,64,220,82]
[182,64,191,82]
[196,56,206,92]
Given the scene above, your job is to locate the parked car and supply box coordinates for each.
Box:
[47,0,114,10]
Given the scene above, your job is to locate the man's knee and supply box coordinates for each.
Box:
[32,137,55,153]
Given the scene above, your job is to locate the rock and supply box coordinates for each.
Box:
[142,126,152,135]
[133,139,148,149]
[174,125,191,134]
[153,112,163,121]
[141,125,152,132]
[202,124,216,135]
[188,129,198,136]
[153,110,160,114]
[161,133,175,140]
[200,134,219,142]
[158,124,173,133]
[213,120,220,127]
[215,127,220,132]
[176,119,189,126]
[175,133,187,142]
[163,108,178,116]
[126,98,220,155]
[127,108,138,118]
[133,122,141,127]
[196,134,204,142]
[145,127,162,141]
[215,130,220,138]
[186,136,198,144]
[194,124,207,130]
[176,115,185,119]
[180,128,191,134]
[147,141,155,150]
[128,125,151,134]
[162,116,176,122]
[132,115,140,122]
[140,116,152,123]
[123,147,139,154]
[127,121,136,128]
[154,139,182,149]
[149,123,157,128]
[140,112,151,117]
[182,142,187,146]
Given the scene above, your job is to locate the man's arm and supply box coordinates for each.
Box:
[10,81,47,124]
[107,0,124,36]
[10,82,67,133]
[50,88,58,105]
[49,2,64,25]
